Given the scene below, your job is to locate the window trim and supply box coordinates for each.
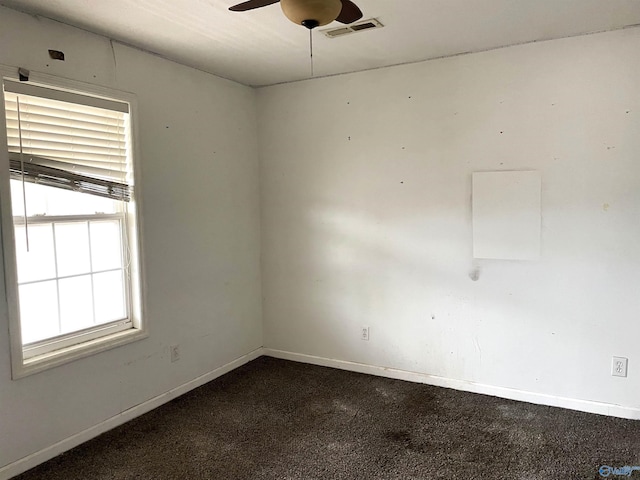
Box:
[0,66,148,379]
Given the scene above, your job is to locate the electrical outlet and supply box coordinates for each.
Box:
[170,344,180,363]
[361,326,370,341]
[612,357,628,377]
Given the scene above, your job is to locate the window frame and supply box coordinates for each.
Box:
[0,66,148,379]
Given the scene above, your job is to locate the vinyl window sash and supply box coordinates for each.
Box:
[14,211,133,357]
[23,318,132,360]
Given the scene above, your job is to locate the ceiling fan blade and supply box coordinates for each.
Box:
[335,0,363,24]
[229,0,279,12]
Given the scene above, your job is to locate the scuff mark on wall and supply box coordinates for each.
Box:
[124,353,157,367]
[469,268,480,282]
[473,336,482,360]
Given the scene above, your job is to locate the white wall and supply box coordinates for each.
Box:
[259,28,640,415]
[0,7,262,475]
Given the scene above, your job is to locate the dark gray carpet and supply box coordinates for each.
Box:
[14,357,640,479]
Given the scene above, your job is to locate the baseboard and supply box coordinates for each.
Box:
[0,347,264,480]
[263,348,640,421]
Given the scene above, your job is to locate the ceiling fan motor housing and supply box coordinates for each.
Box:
[280,0,343,28]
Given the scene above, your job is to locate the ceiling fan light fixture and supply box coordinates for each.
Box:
[280,0,343,28]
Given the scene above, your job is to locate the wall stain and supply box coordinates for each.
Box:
[124,353,156,367]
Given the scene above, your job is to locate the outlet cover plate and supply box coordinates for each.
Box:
[612,356,628,377]
[361,326,370,341]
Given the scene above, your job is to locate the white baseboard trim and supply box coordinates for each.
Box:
[263,348,640,421]
[0,347,264,480]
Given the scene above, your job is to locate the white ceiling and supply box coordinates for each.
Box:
[2,0,640,87]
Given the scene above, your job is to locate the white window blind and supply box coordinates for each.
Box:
[3,80,132,201]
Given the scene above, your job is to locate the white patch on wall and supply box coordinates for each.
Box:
[472,171,541,260]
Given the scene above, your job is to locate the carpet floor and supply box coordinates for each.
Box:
[14,356,640,480]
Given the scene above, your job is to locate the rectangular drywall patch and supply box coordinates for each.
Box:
[472,171,541,260]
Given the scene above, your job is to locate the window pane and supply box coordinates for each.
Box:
[42,186,119,216]
[10,180,118,217]
[55,222,91,277]
[10,179,24,217]
[19,280,59,344]
[93,270,126,324]
[59,275,94,334]
[90,220,123,271]
[11,180,47,217]
[14,223,56,283]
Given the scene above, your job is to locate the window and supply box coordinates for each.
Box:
[0,71,146,377]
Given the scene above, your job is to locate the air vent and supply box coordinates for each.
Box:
[322,18,384,38]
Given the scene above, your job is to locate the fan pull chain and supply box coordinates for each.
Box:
[309,29,314,77]
[16,97,29,252]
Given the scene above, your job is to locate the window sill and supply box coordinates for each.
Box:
[12,327,148,379]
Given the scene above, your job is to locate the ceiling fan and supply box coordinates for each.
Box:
[229,0,363,30]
